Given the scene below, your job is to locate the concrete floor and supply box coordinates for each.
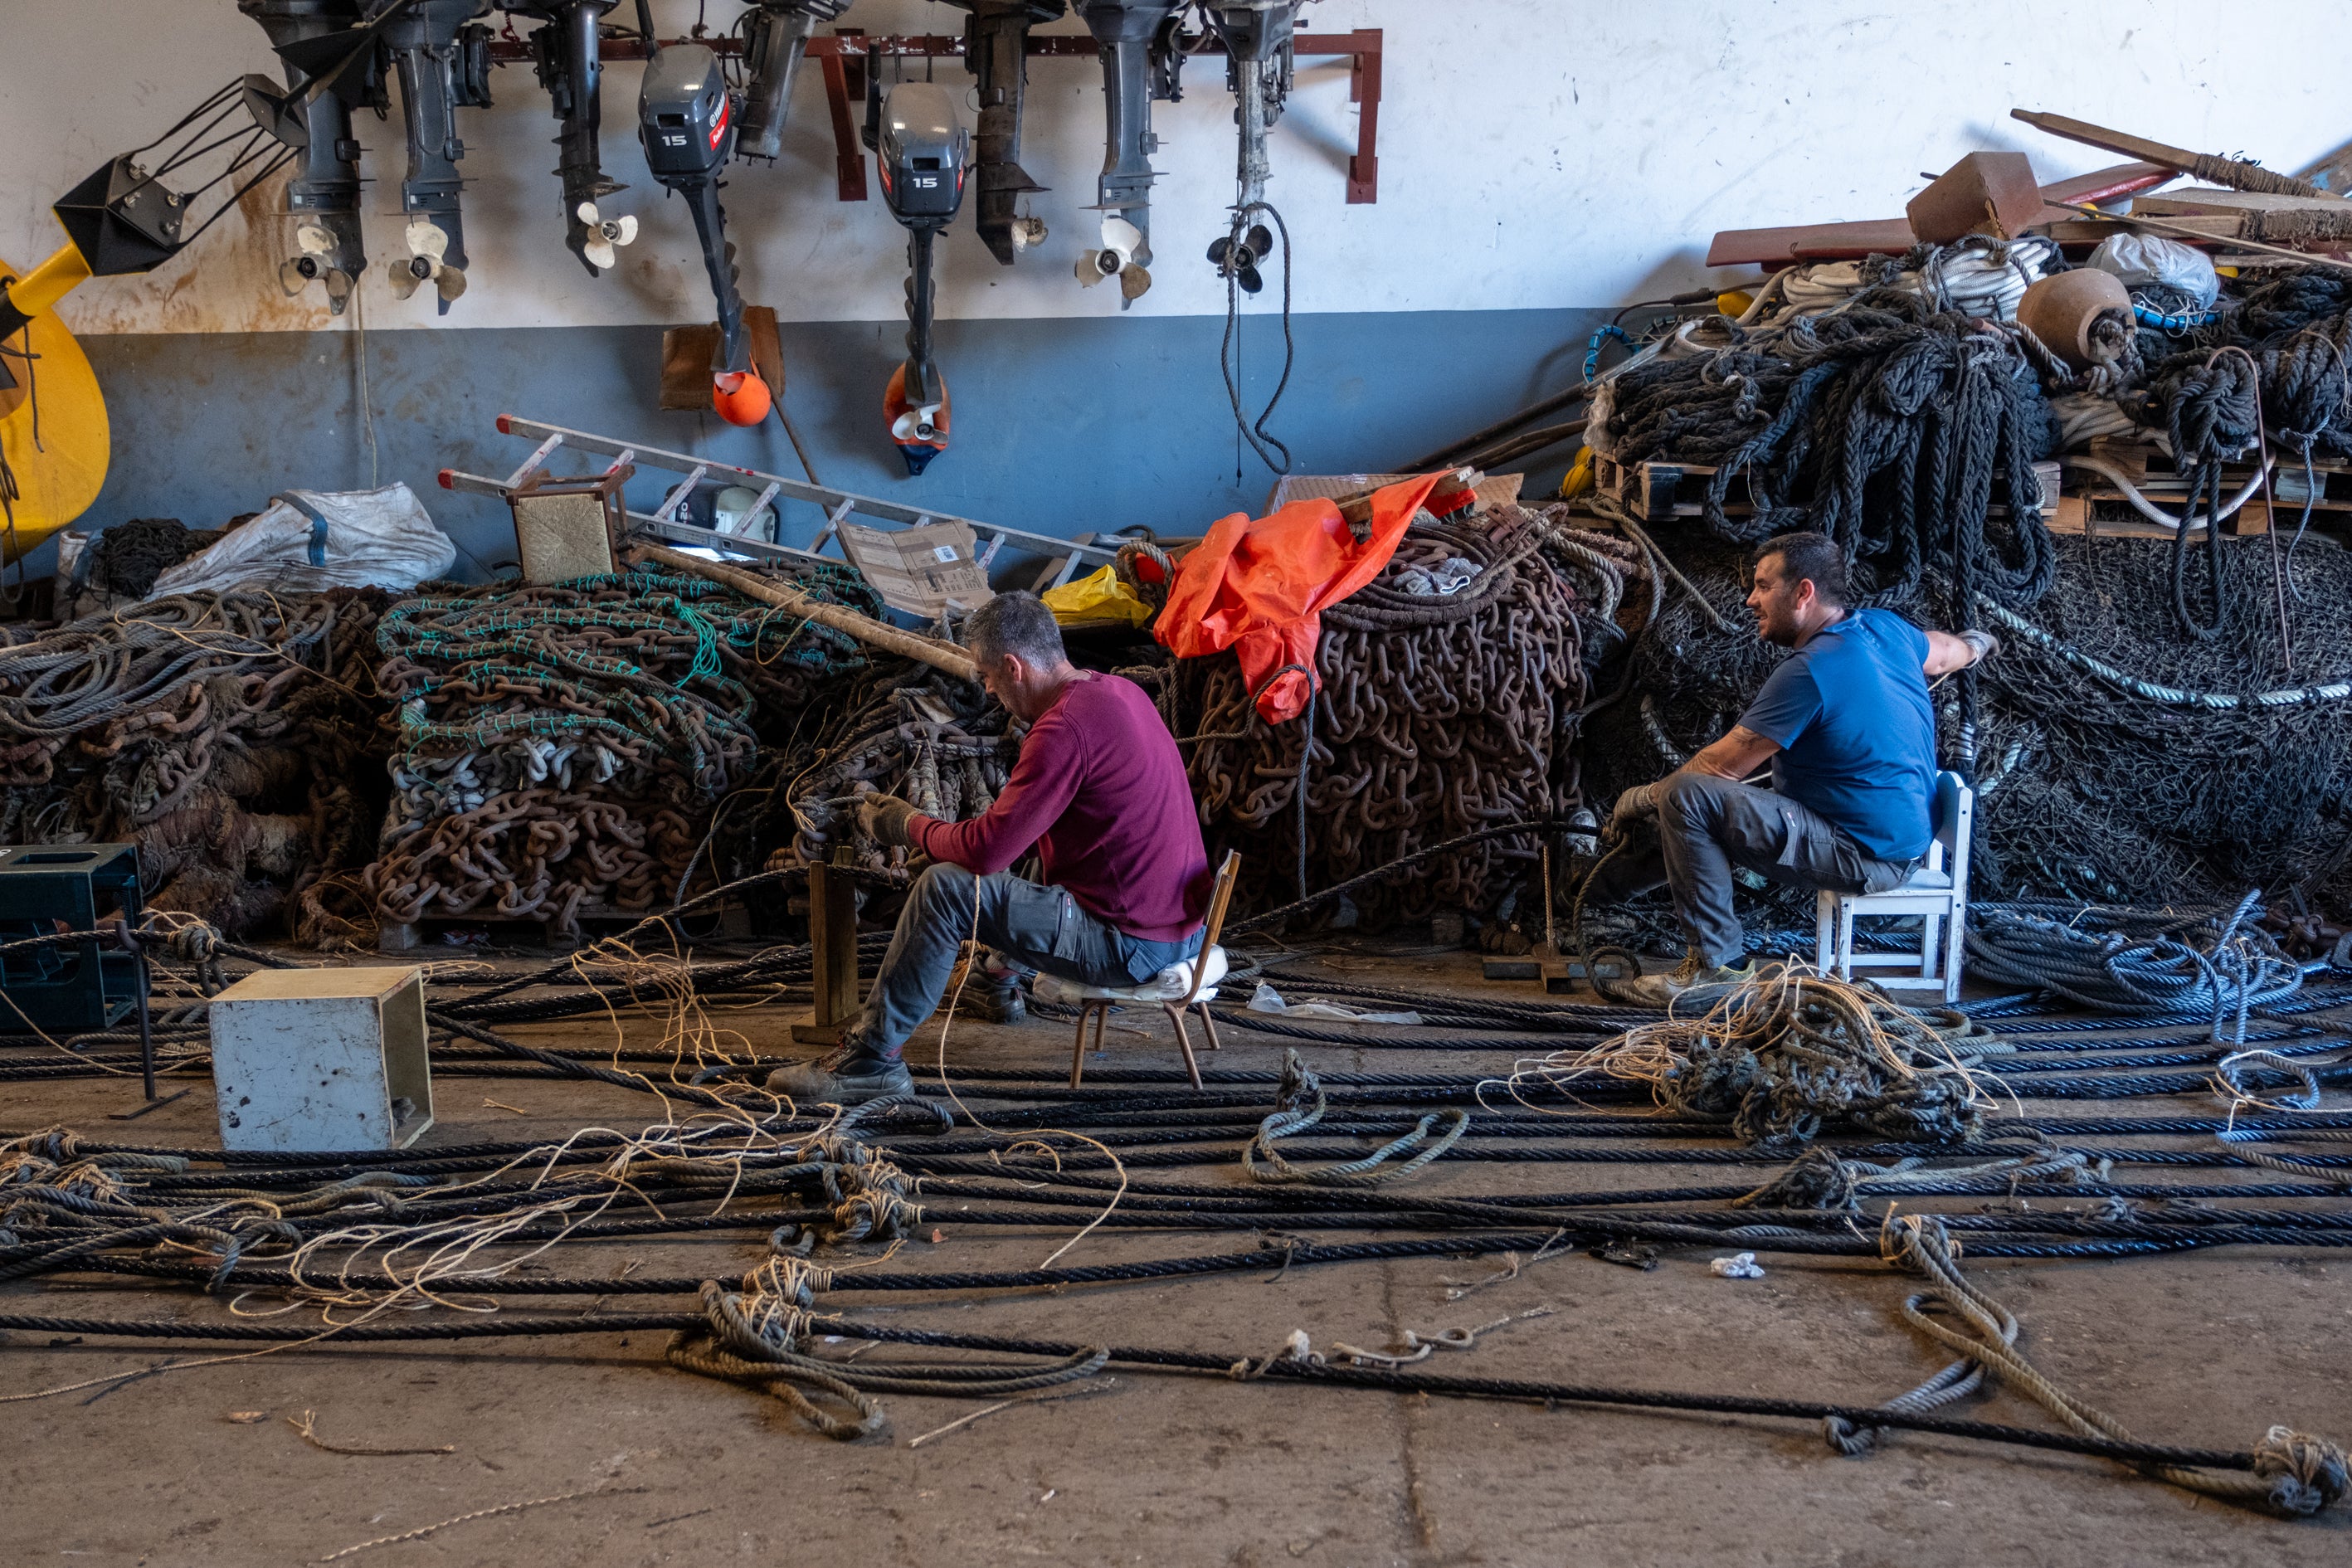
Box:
[6,949,2350,1567]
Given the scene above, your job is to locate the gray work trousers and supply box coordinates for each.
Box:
[1605,773,1913,968]
[856,863,1204,1061]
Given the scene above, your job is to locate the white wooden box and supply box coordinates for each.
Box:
[208,966,432,1152]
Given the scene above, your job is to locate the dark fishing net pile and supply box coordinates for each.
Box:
[1972,533,2352,906]
[81,519,219,600]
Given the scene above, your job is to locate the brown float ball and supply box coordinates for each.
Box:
[2016,268,2133,372]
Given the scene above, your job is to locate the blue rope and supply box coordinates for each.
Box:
[1585,324,1635,383]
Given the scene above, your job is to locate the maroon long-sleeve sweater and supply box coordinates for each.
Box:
[910,671,1211,942]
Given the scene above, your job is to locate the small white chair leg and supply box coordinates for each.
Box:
[1814,893,1835,975]
[1918,912,1941,981]
[1836,900,1857,981]
[1942,900,1967,1005]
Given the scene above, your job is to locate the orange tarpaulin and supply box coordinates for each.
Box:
[1155,473,1447,723]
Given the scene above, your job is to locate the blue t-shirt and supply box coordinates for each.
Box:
[1736,607,1935,863]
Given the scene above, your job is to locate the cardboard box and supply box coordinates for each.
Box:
[838,518,994,620]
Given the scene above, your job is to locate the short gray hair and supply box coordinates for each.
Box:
[965,590,1066,668]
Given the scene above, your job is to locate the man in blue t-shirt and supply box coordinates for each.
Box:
[1600,531,1996,1006]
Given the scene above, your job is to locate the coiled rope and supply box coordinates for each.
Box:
[1963,894,2302,1040]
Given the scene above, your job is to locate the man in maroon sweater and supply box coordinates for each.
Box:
[770,591,1214,1103]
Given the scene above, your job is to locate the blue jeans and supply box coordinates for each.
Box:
[857,863,1204,1061]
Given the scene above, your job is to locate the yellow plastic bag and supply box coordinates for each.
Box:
[1042,564,1155,628]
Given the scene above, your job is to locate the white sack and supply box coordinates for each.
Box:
[149,482,456,598]
[2087,233,2221,309]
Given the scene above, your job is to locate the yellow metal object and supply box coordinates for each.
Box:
[1558,445,1595,500]
[0,251,110,563]
[7,241,95,321]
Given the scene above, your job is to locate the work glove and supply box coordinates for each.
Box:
[857,793,919,850]
[1959,629,2002,666]
[1605,782,1661,844]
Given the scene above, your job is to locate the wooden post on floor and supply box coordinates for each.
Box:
[794,853,862,1045]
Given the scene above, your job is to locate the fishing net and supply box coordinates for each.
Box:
[1581,523,2352,932]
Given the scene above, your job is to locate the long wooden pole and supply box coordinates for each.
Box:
[629,542,981,681]
[2053,202,2352,274]
[2012,110,2337,201]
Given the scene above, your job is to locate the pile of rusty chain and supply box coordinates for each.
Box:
[1171,509,1590,928]
[0,591,390,939]
[362,567,879,938]
[769,665,1019,879]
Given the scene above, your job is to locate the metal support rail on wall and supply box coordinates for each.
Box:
[437,414,1123,586]
[482,28,1383,205]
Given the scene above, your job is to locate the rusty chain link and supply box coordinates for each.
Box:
[0,591,391,941]
[1171,509,1596,928]
[361,568,879,940]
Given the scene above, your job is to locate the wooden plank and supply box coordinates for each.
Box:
[2047,216,2242,244]
[660,308,784,409]
[793,859,861,1046]
[2056,499,2272,538]
[1595,455,2053,523]
[1707,163,2172,266]
[2137,188,2352,215]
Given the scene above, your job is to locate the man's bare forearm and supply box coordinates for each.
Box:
[1923,627,1999,677]
[1682,724,1779,781]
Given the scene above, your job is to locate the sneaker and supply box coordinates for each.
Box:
[764,1039,916,1105]
[1614,948,1755,1009]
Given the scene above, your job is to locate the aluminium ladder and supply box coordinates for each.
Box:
[438,414,1121,589]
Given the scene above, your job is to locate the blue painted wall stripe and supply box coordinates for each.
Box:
[65,309,1604,580]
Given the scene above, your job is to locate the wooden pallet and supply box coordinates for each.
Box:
[2069,438,2352,509]
[2052,438,2352,539]
[2048,494,2272,540]
[1593,453,2061,525]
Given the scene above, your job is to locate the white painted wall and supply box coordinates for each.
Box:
[5,0,2347,333]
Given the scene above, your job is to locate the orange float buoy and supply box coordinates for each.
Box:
[712,368,772,427]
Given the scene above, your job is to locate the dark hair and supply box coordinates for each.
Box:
[964,589,1067,668]
[1751,530,1849,608]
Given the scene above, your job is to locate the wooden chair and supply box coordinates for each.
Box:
[1035,850,1240,1090]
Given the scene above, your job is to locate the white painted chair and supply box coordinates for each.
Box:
[1814,771,1972,1003]
[1029,850,1240,1091]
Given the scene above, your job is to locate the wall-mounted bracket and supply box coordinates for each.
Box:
[483,27,1382,206]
